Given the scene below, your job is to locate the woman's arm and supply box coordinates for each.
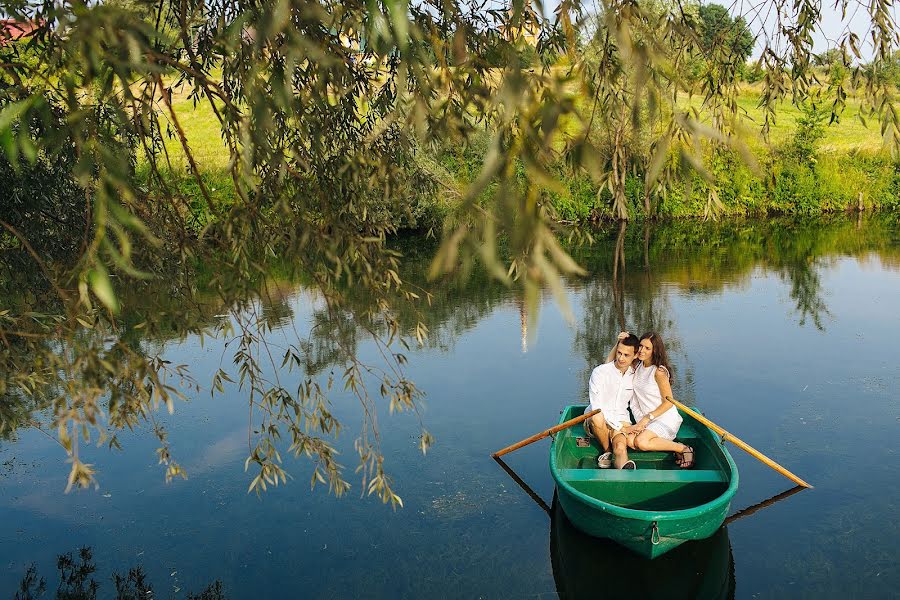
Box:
[653,367,675,414]
[605,331,630,362]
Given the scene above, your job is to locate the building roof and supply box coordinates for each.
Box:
[0,19,40,45]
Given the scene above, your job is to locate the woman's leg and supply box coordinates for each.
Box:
[633,430,688,454]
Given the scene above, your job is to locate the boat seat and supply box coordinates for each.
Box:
[557,468,727,484]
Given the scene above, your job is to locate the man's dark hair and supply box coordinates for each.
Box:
[620,334,640,352]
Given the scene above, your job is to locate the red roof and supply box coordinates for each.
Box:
[0,19,40,44]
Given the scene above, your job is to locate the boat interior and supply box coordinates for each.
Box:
[554,407,732,511]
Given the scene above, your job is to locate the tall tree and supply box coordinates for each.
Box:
[698,3,754,63]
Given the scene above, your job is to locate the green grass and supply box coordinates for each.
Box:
[141,79,894,222]
[134,88,235,215]
[729,84,884,154]
[168,95,233,171]
[157,80,888,173]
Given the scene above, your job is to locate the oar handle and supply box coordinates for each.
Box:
[492,409,600,458]
[666,396,813,489]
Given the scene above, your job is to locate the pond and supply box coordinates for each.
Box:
[1,215,898,598]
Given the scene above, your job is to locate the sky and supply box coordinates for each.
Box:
[731,0,893,60]
[546,0,895,60]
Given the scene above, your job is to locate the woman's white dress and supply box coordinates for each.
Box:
[631,363,682,440]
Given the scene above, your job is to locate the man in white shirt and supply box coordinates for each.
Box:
[584,333,640,470]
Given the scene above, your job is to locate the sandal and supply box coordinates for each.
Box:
[597,452,613,469]
[621,460,636,470]
[675,445,695,469]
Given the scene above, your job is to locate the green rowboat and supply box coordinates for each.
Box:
[549,405,739,559]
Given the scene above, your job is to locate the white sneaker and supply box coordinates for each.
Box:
[597,452,613,469]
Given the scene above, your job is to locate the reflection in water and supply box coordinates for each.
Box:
[492,456,551,515]
[566,214,900,407]
[4,215,895,446]
[488,459,736,597]
[722,485,807,526]
[1,214,893,502]
[13,547,226,600]
[573,218,686,403]
[494,444,803,598]
[612,221,627,331]
[550,495,735,600]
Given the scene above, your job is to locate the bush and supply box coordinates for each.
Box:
[785,102,828,167]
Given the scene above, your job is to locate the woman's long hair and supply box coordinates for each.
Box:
[640,332,675,383]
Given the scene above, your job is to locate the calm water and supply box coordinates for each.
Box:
[1,216,898,598]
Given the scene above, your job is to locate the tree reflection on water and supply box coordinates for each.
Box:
[13,547,226,600]
[1,214,896,490]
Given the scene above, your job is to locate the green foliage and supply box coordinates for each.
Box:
[698,4,754,64]
[815,48,843,67]
[542,144,900,220]
[743,61,765,83]
[785,102,828,167]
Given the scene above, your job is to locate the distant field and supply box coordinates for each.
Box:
[730,85,884,153]
[162,93,232,172]
[155,81,888,177]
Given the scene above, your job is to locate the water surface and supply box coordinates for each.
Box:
[1,215,897,598]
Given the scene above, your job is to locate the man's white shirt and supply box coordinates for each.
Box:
[585,361,634,431]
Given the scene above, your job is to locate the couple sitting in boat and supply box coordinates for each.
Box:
[584,331,694,470]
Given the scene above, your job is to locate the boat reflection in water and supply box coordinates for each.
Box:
[550,495,735,600]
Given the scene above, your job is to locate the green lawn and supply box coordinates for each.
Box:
[145,78,889,221]
[156,93,232,172]
[730,85,885,153]
[158,79,887,176]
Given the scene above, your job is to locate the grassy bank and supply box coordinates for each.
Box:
[149,83,899,227]
[543,150,900,222]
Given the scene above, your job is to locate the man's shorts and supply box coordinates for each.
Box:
[583,413,626,441]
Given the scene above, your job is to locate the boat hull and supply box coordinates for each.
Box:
[556,482,731,558]
[550,494,735,598]
[550,405,739,559]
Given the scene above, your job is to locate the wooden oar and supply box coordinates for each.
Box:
[492,409,600,458]
[666,396,813,489]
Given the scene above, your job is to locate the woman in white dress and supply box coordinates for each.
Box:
[621,331,694,468]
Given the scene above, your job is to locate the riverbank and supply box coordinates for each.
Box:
[151,84,900,229]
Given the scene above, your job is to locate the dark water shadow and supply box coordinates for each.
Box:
[491,457,734,598]
[550,494,735,600]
